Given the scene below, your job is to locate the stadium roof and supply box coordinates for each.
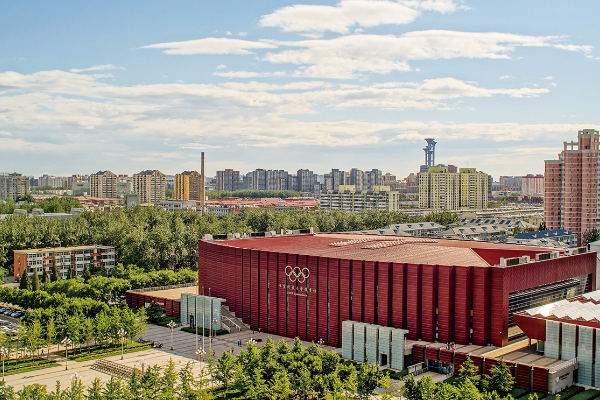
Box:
[216,233,557,267]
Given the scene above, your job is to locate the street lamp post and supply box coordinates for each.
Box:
[167,320,176,351]
[195,348,206,365]
[0,347,8,381]
[318,338,324,347]
[61,337,72,370]
[117,328,127,360]
[210,318,217,352]
[71,372,81,385]
[138,359,148,374]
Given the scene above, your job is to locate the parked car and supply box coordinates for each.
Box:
[12,312,23,318]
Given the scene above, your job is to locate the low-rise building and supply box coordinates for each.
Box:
[320,185,399,211]
[440,224,509,242]
[13,245,116,280]
[507,229,578,248]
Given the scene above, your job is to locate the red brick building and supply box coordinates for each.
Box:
[198,234,596,348]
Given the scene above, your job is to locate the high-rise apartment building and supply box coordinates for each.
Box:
[545,129,599,241]
[216,169,239,192]
[297,169,317,192]
[175,171,203,201]
[89,170,117,198]
[320,185,399,211]
[419,167,488,209]
[0,173,30,201]
[521,174,544,196]
[133,170,166,203]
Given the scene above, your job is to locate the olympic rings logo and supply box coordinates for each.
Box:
[285,266,310,283]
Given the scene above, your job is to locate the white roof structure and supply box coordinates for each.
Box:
[522,290,600,322]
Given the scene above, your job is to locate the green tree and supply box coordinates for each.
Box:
[50,259,59,282]
[19,272,30,290]
[41,270,48,285]
[583,228,600,246]
[401,375,421,400]
[31,268,40,291]
[45,317,56,359]
[67,267,73,280]
[82,265,92,283]
[538,221,547,231]
[356,361,383,400]
[212,349,236,394]
[146,302,163,323]
[484,359,514,396]
[102,376,127,400]
[458,356,481,387]
[379,373,399,400]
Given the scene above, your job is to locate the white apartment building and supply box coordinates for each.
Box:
[13,245,116,280]
[319,185,399,212]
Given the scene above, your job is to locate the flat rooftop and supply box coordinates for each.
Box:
[137,286,197,301]
[14,245,114,254]
[216,233,558,267]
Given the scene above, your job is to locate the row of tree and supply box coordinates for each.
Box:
[207,337,394,399]
[18,263,197,302]
[9,305,146,361]
[401,356,546,400]
[0,206,459,271]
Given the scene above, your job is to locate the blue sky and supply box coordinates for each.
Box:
[1,1,599,180]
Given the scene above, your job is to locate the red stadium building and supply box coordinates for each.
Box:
[198,233,596,348]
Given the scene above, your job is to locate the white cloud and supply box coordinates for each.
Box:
[178,143,225,150]
[238,32,248,37]
[141,38,277,55]
[213,71,287,78]
[264,31,594,78]
[259,0,459,34]
[499,75,514,79]
[543,76,553,80]
[70,64,122,73]
[260,0,418,34]
[215,64,227,70]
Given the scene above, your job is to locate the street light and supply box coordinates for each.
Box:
[195,348,206,364]
[318,338,325,346]
[167,320,176,350]
[247,338,256,346]
[0,347,9,381]
[71,372,81,385]
[61,337,73,370]
[138,359,149,374]
[117,328,127,360]
[210,318,217,352]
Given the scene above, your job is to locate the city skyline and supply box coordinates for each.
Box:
[1,1,599,178]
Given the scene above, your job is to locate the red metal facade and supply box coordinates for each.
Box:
[198,240,596,347]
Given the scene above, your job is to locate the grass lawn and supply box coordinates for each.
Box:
[152,316,181,327]
[0,358,59,376]
[72,341,152,362]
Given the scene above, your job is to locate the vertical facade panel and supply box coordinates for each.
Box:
[234,248,243,315]
[287,254,298,338]
[377,262,391,327]
[277,253,288,337]
[406,264,422,340]
[339,259,351,324]
[454,266,472,345]
[352,260,364,322]
[267,252,279,334]
[258,251,269,333]
[307,255,319,342]
[250,249,260,330]
[241,249,251,326]
[472,267,491,346]
[317,257,329,344]
[391,263,406,329]
[421,265,437,342]
[515,364,532,391]
[490,267,509,347]
[329,258,340,347]
[437,266,455,343]
[363,261,376,325]
[296,255,309,340]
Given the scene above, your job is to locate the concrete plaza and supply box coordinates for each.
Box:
[2,323,340,391]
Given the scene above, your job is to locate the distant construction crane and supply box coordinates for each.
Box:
[423,138,436,168]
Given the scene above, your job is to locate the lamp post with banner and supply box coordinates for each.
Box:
[117,328,127,360]
[61,337,73,370]
[0,347,8,381]
[167,320,176,350]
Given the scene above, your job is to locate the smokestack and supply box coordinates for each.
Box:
[201,152,205,214]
